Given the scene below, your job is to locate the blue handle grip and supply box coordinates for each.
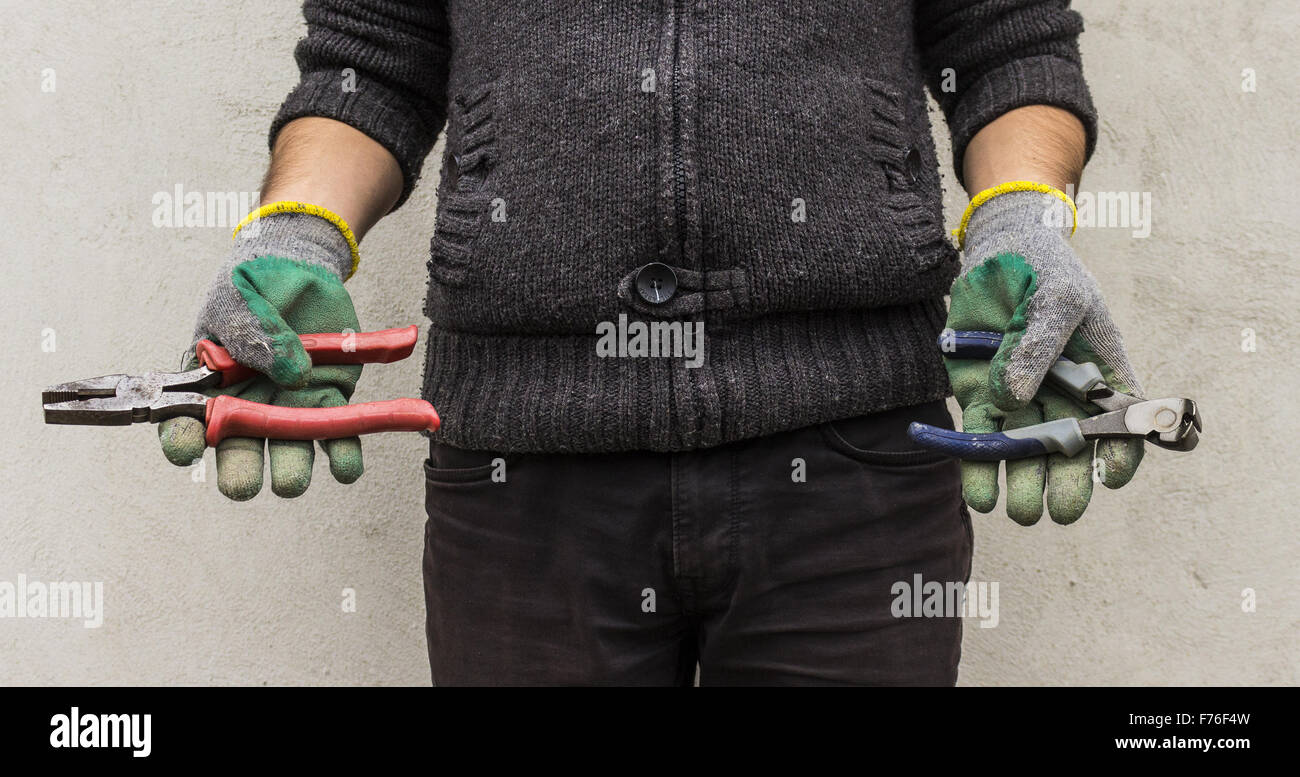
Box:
[938,330,1005,359]
[908,422,1049,461]
[939,330,1111,403]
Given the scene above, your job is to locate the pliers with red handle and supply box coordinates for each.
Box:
[42,326,439,445]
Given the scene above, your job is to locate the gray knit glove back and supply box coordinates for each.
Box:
[959,190,1143,408]
[190,212,357,388]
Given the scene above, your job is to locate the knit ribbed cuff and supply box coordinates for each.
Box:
[232,210,355,281]
[270,70,445,210]
[948,54,1099,188]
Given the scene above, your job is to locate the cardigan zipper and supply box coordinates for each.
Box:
[670,0,687,264]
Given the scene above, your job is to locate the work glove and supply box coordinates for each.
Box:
[946,186,1144,524]
[157,205,365,500]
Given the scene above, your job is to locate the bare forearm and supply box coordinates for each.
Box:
[962,105,1087,195]
[261,117,404,240]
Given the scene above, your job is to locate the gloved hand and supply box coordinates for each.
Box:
[946,186,1144,524]
[158,205,365,500]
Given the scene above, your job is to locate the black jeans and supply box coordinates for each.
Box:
[422,400,972,686]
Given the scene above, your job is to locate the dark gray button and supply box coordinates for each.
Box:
[905,147,922,185]
[635,263,677,305]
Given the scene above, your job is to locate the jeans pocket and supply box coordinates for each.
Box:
[423,443,514,486]
[818,400,954,467]
[958,501,974,583]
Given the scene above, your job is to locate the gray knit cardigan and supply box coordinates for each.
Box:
[271,0,1098,452]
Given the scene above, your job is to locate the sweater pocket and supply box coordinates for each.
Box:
[862,79,956,279]
[423,62,659,335]
[428,84,497,288]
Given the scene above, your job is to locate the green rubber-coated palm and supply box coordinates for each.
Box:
[158,252,364,501]
[946,253,1143,525]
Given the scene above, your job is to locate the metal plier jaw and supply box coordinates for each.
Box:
[908,330,1204,461]
[42,367,218,427]
[1077,395,1201,452]
[42,327,441,447]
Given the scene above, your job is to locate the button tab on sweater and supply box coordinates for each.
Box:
[635,263,677,305]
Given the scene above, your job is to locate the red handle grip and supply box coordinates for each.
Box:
[204,395,440,445]
[196,325,419,387]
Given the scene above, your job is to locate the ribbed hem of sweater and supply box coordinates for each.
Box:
[948,54,1099,187]
[269,70,442,210]
[422,299,952,453]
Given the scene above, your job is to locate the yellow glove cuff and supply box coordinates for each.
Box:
[953,181,1078,251]
[232,201,361,280]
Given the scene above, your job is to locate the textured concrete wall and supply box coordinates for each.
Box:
[2,0,1295,685]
